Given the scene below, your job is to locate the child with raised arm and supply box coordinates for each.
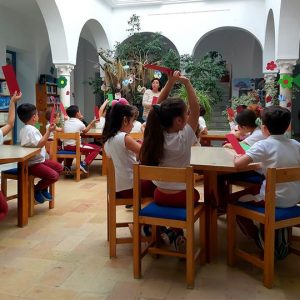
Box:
[17,104,63,204]
[232,106,300,245]
[140,71,200,250]
[0,91,22,221]
[63,105,101,173]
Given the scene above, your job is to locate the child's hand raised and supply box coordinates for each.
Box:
[11,91,22,103]
[48,124,56,132]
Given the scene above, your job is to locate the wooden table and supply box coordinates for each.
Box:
[81,128,103,138]
[200,130,227,146]
[0,145,40,227]
[190,146,260,262]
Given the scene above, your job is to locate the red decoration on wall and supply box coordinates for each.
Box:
[66,91,70,95]
[266,61,277,71]
[266,96,272,103]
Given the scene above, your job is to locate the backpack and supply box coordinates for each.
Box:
[258,227,290,260]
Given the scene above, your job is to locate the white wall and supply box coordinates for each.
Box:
[194,28,263,81]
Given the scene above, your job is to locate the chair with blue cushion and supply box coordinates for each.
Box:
[227,167,300,288]
[52,132,82,181]
[1,168,54,216]
[133,164,206,288]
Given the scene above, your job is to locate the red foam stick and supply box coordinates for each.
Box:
[2,65,20,96]
[59,102,67,117]
[226,107,235,118]
[50,105,56,125]
[94,106,100,119]
[226,133,245,155]
[144,64,173,75]
[152,96,158,105]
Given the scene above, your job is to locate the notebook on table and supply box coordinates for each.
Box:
[226,133,246,155]
[2,65,20,96]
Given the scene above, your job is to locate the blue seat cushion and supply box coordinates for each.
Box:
[236,202,300,221]
[140,202,186,221]
[57,150,76,155]
[2,168,18,175]
[229,171,265,184]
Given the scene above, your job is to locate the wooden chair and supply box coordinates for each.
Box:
[52,132,82,181]
[227,167,300,288]
[1,168,54,216]
[133,164,206,288]
[107,157,133,258]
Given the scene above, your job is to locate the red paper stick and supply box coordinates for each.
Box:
[226,134,245,155]
[226,107,235,118]
[152,96,158,105]
[94,106,100,119]
[144,64,173,75]
[59,102,67,117]
[50,105,56,125]
[2,65,20,96]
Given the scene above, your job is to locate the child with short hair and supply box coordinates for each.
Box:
[232,106,300,245]
[198,106,208,135]
[63,105,100,173]
[17,103,63,204]
[45,109,63,140]
[140,71,200,250]
[131,106,142,133]
[0,91,22,221]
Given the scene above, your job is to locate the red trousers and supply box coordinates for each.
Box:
[0,191,8,221]
[64,143,100,165]
[29,159,63,191]
[154,188,200,208]
[116,180,156,198]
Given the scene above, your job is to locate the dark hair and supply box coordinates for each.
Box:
[261,106,291,134]
[45,109,59,122]
[200,106,206,117]
[140,98,187,166]
[102,103,135,142]
[66,105,79,118]
[17,104,37,123]
[150,78,162,92]
[132,106,139,120]
[235,109,257,128]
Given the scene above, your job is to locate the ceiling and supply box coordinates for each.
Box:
[103,0,203,7]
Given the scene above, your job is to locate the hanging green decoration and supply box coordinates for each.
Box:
[57,76,68,88]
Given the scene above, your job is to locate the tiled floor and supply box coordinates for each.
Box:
[0,161,299,300]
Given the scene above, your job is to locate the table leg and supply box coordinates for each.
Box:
[17,161,29,227]
[203,170,218,262]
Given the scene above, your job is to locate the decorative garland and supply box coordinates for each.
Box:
[57,76,67,88]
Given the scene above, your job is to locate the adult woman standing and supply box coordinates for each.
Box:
[142,78,161,121]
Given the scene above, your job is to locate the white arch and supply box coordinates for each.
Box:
[35,0,69,63]
[192,26,262,56]
[263,9,276,70]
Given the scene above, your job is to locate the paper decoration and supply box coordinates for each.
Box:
[154,70,162,79]
[266,61,277,71]
[152,96,158,105]
[66,91,70,95]
[265,95,272,103]
[144,64,173,75]
[2,65,20,96]
[226,134,245,155]
[278,94,286,102]
[57,76,67,88]
[122,79,129,86]
[128,78,133,84]
[123,65,129,70]
[59,102,67,117]
[279,75,293,89]
[293,74,300,88]
[107,93,114,104]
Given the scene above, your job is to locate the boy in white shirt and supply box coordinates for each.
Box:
[63,105,100,173]
[0,91,22,221]
[17,104,63,204]
[232,106,300,243]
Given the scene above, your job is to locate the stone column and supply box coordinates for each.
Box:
[55,63,75,107]
[276,59,297,109]
[263,71,277,107]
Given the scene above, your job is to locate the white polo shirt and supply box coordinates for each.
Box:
[63,118,86,146]
[0,129,3,145]
[198,116,207,133]
[19,125,46,166]
[243,127,265,146]
[244,135,300,207]
[104,131,137,192]
[154,124,197,190]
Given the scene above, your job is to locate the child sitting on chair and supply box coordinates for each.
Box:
[232,106,300,245]
[17,103,63,204]
[63,105,100,173]
[0,91,22,221]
